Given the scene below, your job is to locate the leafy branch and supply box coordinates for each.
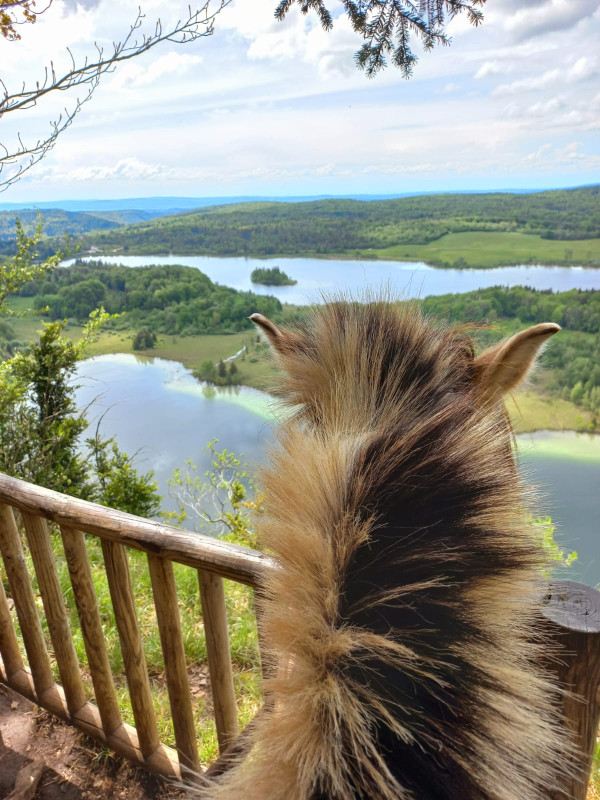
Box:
[275,0,486,77]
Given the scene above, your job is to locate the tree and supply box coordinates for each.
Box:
[0,1,228,188]
[275,0,486,77]
[165,441,260,545]
[0,313,161,513]
[0,0,38,41]
[0,214,61,312]
[132,327,157,350]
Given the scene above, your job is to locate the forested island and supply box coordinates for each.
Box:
[24,186,600,269]
[251,266,297,285]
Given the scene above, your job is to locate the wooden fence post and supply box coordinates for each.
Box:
[198,569,239,752]
[542,580,600,800]
[60,525,122,736]
[22,513,87,716]
[101,539,160,758]
[148,554,199,775]
[0,504,55,700]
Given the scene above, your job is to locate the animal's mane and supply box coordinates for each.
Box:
[199,300,569,800]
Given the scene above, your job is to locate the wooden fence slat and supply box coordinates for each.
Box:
[22,512,87,716]
[0,565,24,679]
[0,503,54,698]
[148,553,199,774]
[60,524,122,735]
[198,569,239,752]
[101,539,160,757]
[542,580,600,800]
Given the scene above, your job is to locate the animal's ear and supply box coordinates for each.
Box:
[474,322,560,401]
[250,313,300,355]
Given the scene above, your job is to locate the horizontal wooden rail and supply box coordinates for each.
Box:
[0,471,274,587]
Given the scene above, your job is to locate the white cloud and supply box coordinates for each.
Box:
[567,56,597,81]
[474,61,502,79]
[111,52,203,90]
[524,141,600,168]
[501,0,597,42]
[493,69,561,96]
[439,82,460,94]
[37,157,165,182]
[529,97,565,115]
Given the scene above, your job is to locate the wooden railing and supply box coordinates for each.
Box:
[1,471,600,798]
[0,471,275,780]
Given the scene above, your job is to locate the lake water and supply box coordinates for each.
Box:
[75,354,600,587]
[66,255,600,303]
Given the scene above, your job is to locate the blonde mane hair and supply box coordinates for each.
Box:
[199,299,569,800]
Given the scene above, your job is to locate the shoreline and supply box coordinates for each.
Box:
[78,249,600,271]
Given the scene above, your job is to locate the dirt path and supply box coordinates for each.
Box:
[0,686,185,800]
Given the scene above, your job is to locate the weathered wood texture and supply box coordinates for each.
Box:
[198,569,239,752]
[0,503,55,698]
[148,553,199,774]
[60,524,122,735]
[21,512,87,715]
[101,539,160,757]
[0,566,25,680]
[0,472,272,587]
[542,580,600,800]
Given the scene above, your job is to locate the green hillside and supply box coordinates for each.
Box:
[70,186,600,266]
[0,209,166,255]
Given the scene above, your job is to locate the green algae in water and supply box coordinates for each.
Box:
[517,431,600,464]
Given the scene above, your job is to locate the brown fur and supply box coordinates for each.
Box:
[198,300,569,800]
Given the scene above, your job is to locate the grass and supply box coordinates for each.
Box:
[507,391,595,434]
[3,528,262,767]
[362,231,600,268]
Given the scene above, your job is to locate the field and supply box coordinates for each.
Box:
[366,231,600,268]
[506,391,594,434]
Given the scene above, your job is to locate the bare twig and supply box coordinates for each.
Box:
[0,1,229,189]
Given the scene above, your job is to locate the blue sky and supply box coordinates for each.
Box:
[1,0,599,201]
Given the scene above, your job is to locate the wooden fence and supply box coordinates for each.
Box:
[0,470,600,798]
[0,471,274,780]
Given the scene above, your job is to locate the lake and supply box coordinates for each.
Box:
[66,255,600,303]
[75,354,600,587]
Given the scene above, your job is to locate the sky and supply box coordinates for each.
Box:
[0,0,599,202]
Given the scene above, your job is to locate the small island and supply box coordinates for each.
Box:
[250,266,297,286]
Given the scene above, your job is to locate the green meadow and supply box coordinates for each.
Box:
[365,231,600,268]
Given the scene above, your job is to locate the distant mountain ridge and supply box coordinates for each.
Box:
[1,185,597,215]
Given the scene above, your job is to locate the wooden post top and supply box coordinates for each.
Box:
[543,580,600,635]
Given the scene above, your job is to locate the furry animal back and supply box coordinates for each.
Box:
[199,301,569,800]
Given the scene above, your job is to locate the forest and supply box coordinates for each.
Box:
[17,260,282,335]
[422,286,600,420]
[65,186,600,260]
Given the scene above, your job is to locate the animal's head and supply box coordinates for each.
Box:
[251,303,559,430]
